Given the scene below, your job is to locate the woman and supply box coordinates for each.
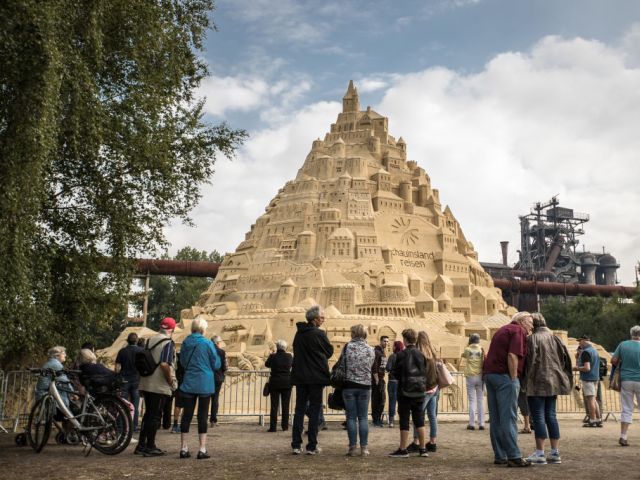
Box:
[265,339,293,432]
[35,346,72,407]
[341,324,375,456]
[611,325,640,447]
[408,331,439,453]
[386,340,405,428]
[178,317,221,459]
[461,333,485,430]
[524,312,572,464]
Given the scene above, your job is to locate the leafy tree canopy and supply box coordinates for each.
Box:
[139,246,223,331]
[541,290,640,352]
[0,0,245,367]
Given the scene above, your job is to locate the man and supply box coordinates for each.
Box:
[573,335,602,427]
[136,317,178,457]
[483,311,534,468]
[210,335,227,426]
[371,335,389,427]
[115,332,142,431]
[290,305,334,455]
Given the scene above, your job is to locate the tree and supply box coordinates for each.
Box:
[0,1,245,367]
[141,247,223,330]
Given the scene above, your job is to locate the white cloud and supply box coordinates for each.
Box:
[198,75,269,116]
[167,31,640,285]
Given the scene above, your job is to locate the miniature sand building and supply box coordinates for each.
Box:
[165,81,517,369]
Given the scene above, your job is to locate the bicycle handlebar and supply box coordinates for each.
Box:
[27,367,81,376]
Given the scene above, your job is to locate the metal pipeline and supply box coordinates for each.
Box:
[132,259,220,277]
[493,278,636,297]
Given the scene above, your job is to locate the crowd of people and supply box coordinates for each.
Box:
[37,305,640,465]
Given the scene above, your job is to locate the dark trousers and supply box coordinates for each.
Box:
[371,379,386,423]
[139,391,169,449]
[291,384,323,451]
[398,395,425,431]
[180,394,211,434]
[269,387,292,430]
[121,381,140,429]
[210,380,223,423]
[161,391,174,428]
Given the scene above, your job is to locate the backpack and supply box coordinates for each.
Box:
[400,349,427,398]
[135,337,170,377]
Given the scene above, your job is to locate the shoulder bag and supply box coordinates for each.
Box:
[436,360,454,388]
[610,362,622,392]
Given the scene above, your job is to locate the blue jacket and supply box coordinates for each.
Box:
[179,333,221,395]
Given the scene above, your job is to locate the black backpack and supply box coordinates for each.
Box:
[400,349,427,398]
[135,338,170,377]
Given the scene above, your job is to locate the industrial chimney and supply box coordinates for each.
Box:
[500,241,509,266]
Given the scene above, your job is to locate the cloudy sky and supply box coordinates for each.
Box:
[164,0,640,285]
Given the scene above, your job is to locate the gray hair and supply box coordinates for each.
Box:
[305,305,322,322]
[48,346,66,359]
[512,311,532,324]
[78,348,97,365]
[276,339,288,351]
[350,324,367,340]
[532,312,547,329]
[191,316,208,334]
[212,335,222,344]
[631,325,640,339]
[469,333,480,344]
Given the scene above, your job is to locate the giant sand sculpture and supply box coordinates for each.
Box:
[152,80,523,370]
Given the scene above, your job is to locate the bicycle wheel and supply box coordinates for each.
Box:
[92,397,132,455]
[27,396,54,453]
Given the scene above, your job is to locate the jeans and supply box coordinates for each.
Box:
[485,373,521,460]
[466,375,484,427]
[292,384,323,451]
[121,381,140,429]
[343,388,371,447]
[180,394,211,434]
[387,380,398,423]
[413,390,439,440]
[269,387,292,430]
[371,379,386,424]
[210,379,222,423]
[139,391,169,450]
[527,395,559,440]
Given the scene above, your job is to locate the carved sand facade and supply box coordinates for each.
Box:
[170,81,518,369]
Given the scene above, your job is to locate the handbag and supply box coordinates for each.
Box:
[610,363,622,392]
[263,381,270,397]
[330,344,349,388]
[436,360,454,388]
[328,388,345,410]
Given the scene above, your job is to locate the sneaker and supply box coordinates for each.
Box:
[143,447,166,457]
[388,448,409,458]
[406,443,420,453]
[419,448,429,457]
[595,421,603,427]
[134,445,147,455]
[179,449,191,459]
[478,426,485,431]
[171,424,181,434]
[426,442,437,452]
[292,448,302,455]
[196,450,211,460]
[267,428,277,432]
[507,457,532,468]
[388,421,394,428]
[547,452,562,464]
[583,421,598,428]
[346,446,358,457]
[361,447,370,457]
[306,448,320,455]
[467,425,475,430]
[130,438,138,444]
[619,438,629,447]
[493,459,508,465]
[525,452,547,465]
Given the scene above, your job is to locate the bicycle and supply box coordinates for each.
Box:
[25,368,132,455]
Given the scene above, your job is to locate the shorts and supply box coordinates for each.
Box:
[582,381,597,397]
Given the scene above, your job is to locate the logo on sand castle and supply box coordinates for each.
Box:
[392,217,419,245]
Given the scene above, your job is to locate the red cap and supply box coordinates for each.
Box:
[160,317,177,330]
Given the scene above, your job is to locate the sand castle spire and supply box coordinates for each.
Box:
[342,79,360,113]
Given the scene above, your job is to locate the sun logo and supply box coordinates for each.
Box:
[392,217,420,245]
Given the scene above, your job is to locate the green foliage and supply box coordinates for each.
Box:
[542,290,640,352]
[0,1,245,368]
[140,247,223,330]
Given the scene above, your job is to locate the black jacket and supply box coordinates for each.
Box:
[290,322,334,386]
[214,346,227,384]
[265,350,293,390]
[393,345,427,398]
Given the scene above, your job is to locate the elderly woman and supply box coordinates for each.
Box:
[611,325,640,447]
[462,333,485,431]
[523,313,572,464]
[35,346,72,407]
[265,339,293,432]
[341,324,375,456]
[177,317,221,459]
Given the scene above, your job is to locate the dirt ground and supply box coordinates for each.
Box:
[1,417,638,480]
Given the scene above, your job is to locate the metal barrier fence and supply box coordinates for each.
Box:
[0,369,622,432]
